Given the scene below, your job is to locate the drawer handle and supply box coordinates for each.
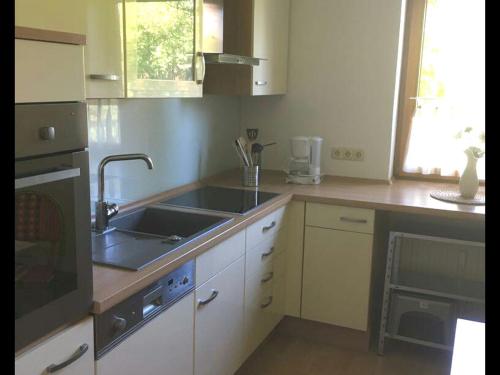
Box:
[261,246,275,259]
[339,217,368,224]
[46,344,89,373]
[89,74,120,81]
[262,221,276,232]
[261,272,274,283]
[261,296,273,308]
[198,289,219,307]
[255,81,268,86]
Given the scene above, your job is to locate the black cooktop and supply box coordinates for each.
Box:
[160,186,280,215]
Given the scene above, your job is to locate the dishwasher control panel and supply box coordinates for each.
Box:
[94,259,195,359]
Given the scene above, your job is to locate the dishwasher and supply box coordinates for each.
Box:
[94,260,195,375]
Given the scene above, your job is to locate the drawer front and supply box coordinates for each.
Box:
[15,316,94,375]
[306,202,374,234]
[15,39,85,103]
[245,228,286,280]
[246,206,286,251]
[196,230,245,287]
[244,269,285,358]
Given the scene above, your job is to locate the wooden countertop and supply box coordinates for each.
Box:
[92,169,484,314]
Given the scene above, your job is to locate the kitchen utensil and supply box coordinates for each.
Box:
[235,139,250,166]
[237,137,252,166]
[246,128,259,141]
[233,144,248,166]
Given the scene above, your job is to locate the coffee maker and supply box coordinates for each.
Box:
[285,136,323,184]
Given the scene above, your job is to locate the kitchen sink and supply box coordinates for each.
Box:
[113,206,231,240]
[92,206,233,270]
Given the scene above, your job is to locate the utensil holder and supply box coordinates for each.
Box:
[242,166,259,187]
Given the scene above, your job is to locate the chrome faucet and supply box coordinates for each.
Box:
[94,153,154,233]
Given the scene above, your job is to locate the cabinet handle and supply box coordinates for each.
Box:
[46,344,89,373]
[196,52,206,84]
[89,74,120,81]
[261,246,275,259]
[261,296,273,308]
[262,221,276,233]
[255,81,268,86]
[261,272,274,283]
[198,289,219,307]
[340,217,368,224]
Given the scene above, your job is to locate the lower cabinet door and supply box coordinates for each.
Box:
[95,293,194,375]
[195,257,245,375]
[302,226,373,331]
[15,316,94,375]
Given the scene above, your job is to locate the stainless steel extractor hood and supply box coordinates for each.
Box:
[202,0,260,66]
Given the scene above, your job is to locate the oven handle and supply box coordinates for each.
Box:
[15,168,80,190]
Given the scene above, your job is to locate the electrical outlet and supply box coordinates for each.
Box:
[343,148,354,160]
[352,149,365,161]
[331,147,343,160]
[331,147,365,161]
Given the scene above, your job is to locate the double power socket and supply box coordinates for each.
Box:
[331,147,365,161]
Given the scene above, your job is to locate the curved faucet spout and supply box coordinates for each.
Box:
[95,153,154,232]
[97,153,154,203]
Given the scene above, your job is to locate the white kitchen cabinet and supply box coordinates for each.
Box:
[243,219,288,359]
[203,0,290,96]
[284,201,305,317]
[15,39,85,103]
[95,293,194,375]
[195,256,245,375]
[84,0,125,98]
[302,225,373,331]
[251,0,290,95]
[84,0,204,98]
[15,0,86,35]
[124,0,204,98]
[196,231,246,287]
[15,316,94,375]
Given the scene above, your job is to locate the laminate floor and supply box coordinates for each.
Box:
[236,333,452,375]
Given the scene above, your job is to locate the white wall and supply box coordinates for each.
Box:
[240,0,406,180]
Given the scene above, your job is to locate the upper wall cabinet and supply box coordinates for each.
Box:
[85,0,204,99]
[85,0,125,98]
[15,39,85,103]
[203,0,290,96]
[15,0,86,35]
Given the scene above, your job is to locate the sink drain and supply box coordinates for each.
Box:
[163,235,183,244]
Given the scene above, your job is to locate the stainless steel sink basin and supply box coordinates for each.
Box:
[92,206,233,270]
[113,206,231,239]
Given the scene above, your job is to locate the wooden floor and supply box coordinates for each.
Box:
[236,333,452,375]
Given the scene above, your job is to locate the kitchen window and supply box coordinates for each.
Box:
[394,0,485,182]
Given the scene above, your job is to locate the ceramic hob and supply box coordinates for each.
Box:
[160,186,280,215]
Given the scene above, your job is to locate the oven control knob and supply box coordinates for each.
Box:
[39,126,55,141]
[112,316,127,332]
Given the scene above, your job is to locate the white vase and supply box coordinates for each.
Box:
[459,148,479,199]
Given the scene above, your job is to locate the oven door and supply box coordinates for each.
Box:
[15,150,92,352]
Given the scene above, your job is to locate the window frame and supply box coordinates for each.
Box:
[393,0,484,184]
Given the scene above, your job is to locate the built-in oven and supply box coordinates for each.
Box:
[15,102,93,352]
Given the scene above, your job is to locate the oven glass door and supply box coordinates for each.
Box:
[15,150,92,351]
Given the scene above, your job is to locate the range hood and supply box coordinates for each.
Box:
[202,0,260,66]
